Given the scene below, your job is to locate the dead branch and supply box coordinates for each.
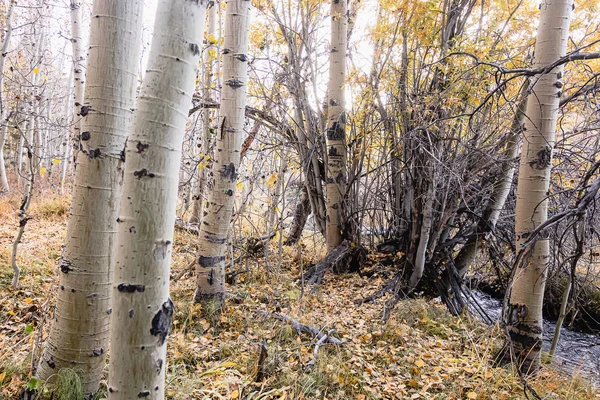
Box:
[256,310,343,346]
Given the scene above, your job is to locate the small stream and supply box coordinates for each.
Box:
[470,291,600,383]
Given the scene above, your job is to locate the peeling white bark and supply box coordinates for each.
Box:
[0,0,15,194]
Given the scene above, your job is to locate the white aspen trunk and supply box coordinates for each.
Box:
[325,0,347,252]
[60,71,74,194]
[0,0,15,194]
[506,0,573,374]
[191,0,218,223]
[108,1,206,397]
[37,0,143,393]
[194,0,250,309]
[67,0,86,174]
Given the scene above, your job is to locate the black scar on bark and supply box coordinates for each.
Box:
[80,105,91,116]
[225,78,244,89]
[221,162,237,181]
[88,148,102,159]
[235,53,248,62]
[198,255,225,267]
[138,391,150,398]
[134,169,156,179]
[528,146,552,170]
[46,357,56,369]
[80,131,91,141]
[117,283,146,293]
[92,347,104,357]
[136,141,149,153]
[150,298,174,346]
[189,43,200,56]
[129,309,134,318]
[59,259,73,274]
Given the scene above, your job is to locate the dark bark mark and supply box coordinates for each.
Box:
[134,169,156,179]
[46,357,55,369]
[328,145,338,156]
[129,309,134,318]
[235,53,248,62]
[91,347,104,357]
[221,162,237,181]
[222,48,231,54]
[136,141,149,153]
[205,235,226,244]
[59,259,73,274]
[117,283,146,293]
[88,148,102,159]
[79,105,91,116]
[528,146,551,170]
[225,79,244,89]
[150,299,174,346]
[189,43,200,56]
[129,226,136,234]
[198,255,225,267]
[80,131,90,141]
[138,391,150,397]
[326,118,346,141]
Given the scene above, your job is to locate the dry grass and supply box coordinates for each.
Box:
[0,194,597,399]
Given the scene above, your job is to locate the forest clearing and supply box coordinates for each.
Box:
[0,0,600,398]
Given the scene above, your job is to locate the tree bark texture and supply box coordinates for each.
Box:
[107,1,206,398]
[194,0,250,309]
[505,0,573,375]
[37,0,143,393]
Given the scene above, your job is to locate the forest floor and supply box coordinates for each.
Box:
[0,194,598,399]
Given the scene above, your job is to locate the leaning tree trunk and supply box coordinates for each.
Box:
[325,0,348,252]
[454,83,529,277]
[505,0,573,375]
[108,1,205,398]
[37,0,143,393]
[194,0,250,310]
[0,0,15,194]
[191,0,218,223]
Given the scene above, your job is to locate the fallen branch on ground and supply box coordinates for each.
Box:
[305,328,336,371]
[256,310,343,346]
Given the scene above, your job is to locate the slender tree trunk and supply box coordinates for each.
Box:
[67,0,86,173]
[505,0,573,375]
[455,84,528,277]
[325,0,348,252]
[37,0,143,393]
[191,0,218,223]
[60,71,74,194]
[108,1,205,398]
[0,0,15,194]
[194,0,250,310]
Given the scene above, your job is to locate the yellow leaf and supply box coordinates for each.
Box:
[24,298,33,304]
[52,158,61,165]
[208,34,218,45]
[467,392,477,399]
[40,167,47,175]
[236,182,243,191]
[415,359,425,368]
[208,48,217,60]
[33,67,39,74]
[265,173,277,189]
[230,390,239,399]
[0,371,5,383]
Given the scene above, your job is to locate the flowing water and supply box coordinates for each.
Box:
[470,290,600,383]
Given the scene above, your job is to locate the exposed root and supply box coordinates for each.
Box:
[256,310,343,346]
[300,240,366,285]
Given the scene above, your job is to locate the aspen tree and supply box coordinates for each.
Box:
[194,0,250,309]
[325,0,348,252]
[37,0,143,393]
[0,0,15,194]
[108,1,206,397]
[506,0,573,374]
[191,0,219,223]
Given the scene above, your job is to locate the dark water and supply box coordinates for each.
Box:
[470,290,600,383]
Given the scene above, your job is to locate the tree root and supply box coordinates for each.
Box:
[300,240,366,285]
